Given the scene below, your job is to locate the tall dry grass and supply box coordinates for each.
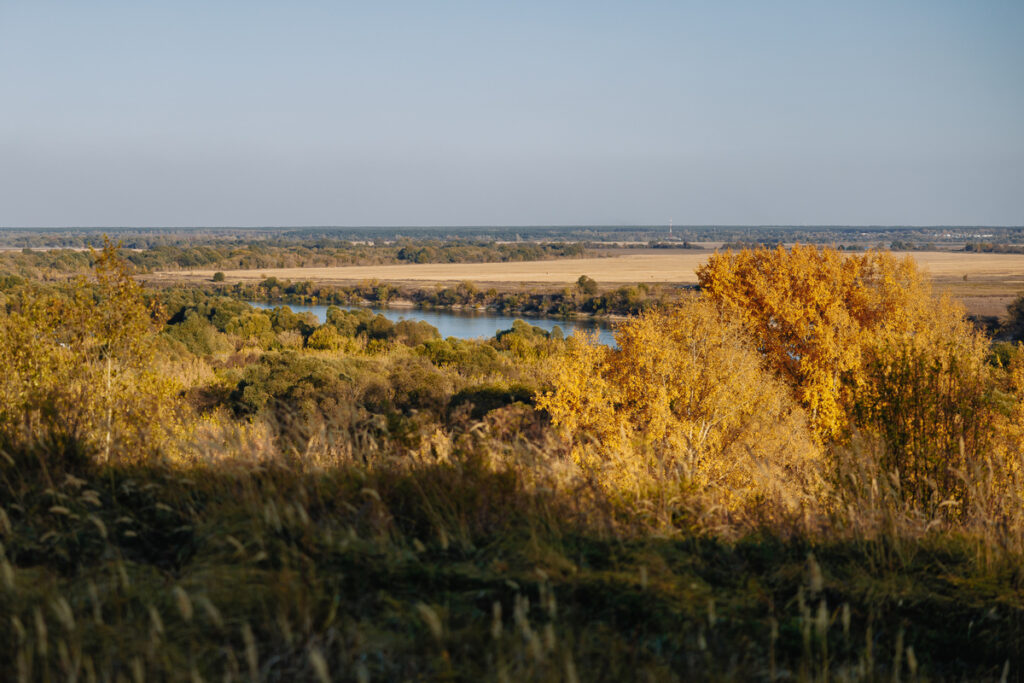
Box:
[3,413,1022,680]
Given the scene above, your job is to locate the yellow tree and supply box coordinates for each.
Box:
[0,239,179,466]
[537,297,821,507]
[696,245,932,439]
[698,245,1007,514]
[537,332,620,459]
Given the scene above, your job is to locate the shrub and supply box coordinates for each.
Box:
[493,320,561,360]
[449,382,535,420]
[276,329,305,349]
[224,311,275,347]
[698,245,934,439]
[306,324,346,351]
[538,297,822,509]
[228,351,366,451]
[576,274,598,295]
[163,311,233,357]
[417,338,505,375]
[850,306,1000,514]
[387,357,451,415]
[699,245,1011,513]
[392,319,440,346]
[325,305,373,336]
[229,352,356,417]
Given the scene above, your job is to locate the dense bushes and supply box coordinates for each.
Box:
[0,243,180,464]
[163,311,234,357]
[449,382,535,420]
[417,337,505,375]
[539,298,822,510]
[159,292,445,354]
[849,309,997,513]
[541,245,1021,520]
[230,352,360,417]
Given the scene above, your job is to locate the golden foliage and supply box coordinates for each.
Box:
[978,348,1024,520]
[0,240,182,462]
[696,245,1020,514]
[850,300,997,512]
[537,297,821,509]
[697,245,935,439]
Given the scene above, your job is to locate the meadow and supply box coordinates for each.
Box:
[1,242,1024,681]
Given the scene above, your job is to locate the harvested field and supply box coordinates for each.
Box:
[155,253,708,286]
[151,250,1024,318]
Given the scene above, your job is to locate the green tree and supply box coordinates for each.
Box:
[576,275,598,295]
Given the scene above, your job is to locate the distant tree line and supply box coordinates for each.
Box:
[4,224,1023,251]
[963,242,1024,254]
[219,275,686,318]
[0,239,589,279]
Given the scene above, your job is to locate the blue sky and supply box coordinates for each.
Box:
[1,1,1021,227]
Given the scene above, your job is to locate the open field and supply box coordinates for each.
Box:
[151,250,1024,318]
[153,250,1024,286]
[154,252,708,286]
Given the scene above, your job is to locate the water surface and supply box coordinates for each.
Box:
[248,302,617,346]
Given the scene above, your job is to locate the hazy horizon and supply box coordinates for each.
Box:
[3,223,1022,233]
[2,1,1022,227]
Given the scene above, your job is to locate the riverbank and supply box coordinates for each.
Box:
[307,297,634,325]
[247,300,620,346]
[147,274,672,321]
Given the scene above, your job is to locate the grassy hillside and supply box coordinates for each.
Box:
[1,244,1022,681]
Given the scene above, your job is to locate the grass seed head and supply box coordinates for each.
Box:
[491,601,503,640]
[308,647,330,683]
[416,602,444,642]
[173,586,194,622]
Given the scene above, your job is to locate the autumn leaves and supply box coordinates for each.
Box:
[540,245,1010,515]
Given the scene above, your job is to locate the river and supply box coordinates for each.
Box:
[248,302,618,346]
